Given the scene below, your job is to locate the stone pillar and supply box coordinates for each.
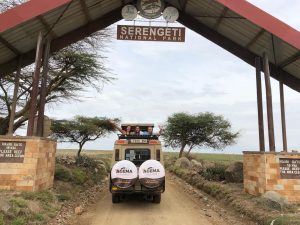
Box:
[0,136,56,191]
[243,151,300,203]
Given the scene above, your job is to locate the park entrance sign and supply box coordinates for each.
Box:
[117,25,185,42]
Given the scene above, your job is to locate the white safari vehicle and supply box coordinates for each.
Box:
[109,124,165,204]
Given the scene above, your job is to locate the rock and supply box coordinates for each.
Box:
[97,160,105,165]
[224,162,243,183]
[190,159,204,173]
[175,157,191,169]
[74,206,83,215]
[262,191,289,206]
[202,161,216,169]
[98,164,107,173]
[0,197,10,213]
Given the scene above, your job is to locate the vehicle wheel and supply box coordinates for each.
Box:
[153,194,161,204]
[112,194,120,203]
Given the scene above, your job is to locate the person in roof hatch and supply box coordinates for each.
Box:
[142,125,163,136]
[110,121,133,135]
[134,126,142,135]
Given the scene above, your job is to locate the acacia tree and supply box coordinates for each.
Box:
[162,112,239,158]
[0,0,113,135]
[51,116,118,157]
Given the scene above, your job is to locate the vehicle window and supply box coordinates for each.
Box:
[125,149,150,166]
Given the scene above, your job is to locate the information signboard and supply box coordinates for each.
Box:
[0,141,26,163]
[279,158,300,179]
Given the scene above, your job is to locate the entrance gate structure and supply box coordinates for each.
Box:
[0,0,300,199]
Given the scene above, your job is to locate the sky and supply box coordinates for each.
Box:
[45,0,300,153]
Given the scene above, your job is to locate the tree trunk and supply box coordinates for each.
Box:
[77,143,83,157]
[0,118,9,135]
[186,145,194,157]
[178,144,186,158]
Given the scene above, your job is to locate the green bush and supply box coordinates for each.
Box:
[19,190,54,203]
[0,214,4,225]
[34,213,44,221]
[35,190,54,203]
[75,155,98,168]
[57,193,72,201]
[72,168,88,185]
[10,198,27,208]
[11,217,25,225]
[55,164,72,181]
[202,164,226,181]
[19,191,35,200]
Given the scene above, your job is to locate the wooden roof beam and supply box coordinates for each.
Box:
[0,35,21,56]
[279,51,300,68]
[37,15,57,38]
[246,29,265,49]
[179,0,188,12]
[214,7,229,30]
[79,0,92,22]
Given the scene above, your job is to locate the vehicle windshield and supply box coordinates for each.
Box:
[125,149,150,166]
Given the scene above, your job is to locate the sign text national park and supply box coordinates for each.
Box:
[117,25,185,42]
[0,141,26,163]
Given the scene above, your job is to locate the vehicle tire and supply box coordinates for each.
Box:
[112,194,120,203]
[153,194,161,204]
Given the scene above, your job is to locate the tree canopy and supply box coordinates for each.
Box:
[162,112,239,158]
[51,116,118,157]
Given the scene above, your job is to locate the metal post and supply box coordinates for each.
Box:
[255,57,265,152]
[27,32,44,136]
[7,57,22,135]
[279,77,288,152]
[263,53,276,152]
[37,38,51,137]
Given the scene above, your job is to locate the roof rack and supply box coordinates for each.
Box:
[118,134,159,140]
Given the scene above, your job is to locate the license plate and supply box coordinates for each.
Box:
[130,139,148,144]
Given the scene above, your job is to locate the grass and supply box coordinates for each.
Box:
[0,214,4,225]
[191,153,243,165]
[164,151,243,165]
[11,217,25,225]
[19,190,54,203]
[56,149,112,159]
[10,198,27,208]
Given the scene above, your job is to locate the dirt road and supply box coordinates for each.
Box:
[73,174,256,225]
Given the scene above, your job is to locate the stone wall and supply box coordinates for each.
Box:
[244,151,300,202]
[0,136,56,191]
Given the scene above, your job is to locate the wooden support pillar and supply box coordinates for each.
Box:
[7,57,22,135]
[255,57,265,152]
[263,53,276,152]
[37,38,51,137]
[279,78,288,152]
[27,32,44,136]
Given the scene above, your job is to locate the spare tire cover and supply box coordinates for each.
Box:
[111,160,138,188]
[139,160,165,188]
